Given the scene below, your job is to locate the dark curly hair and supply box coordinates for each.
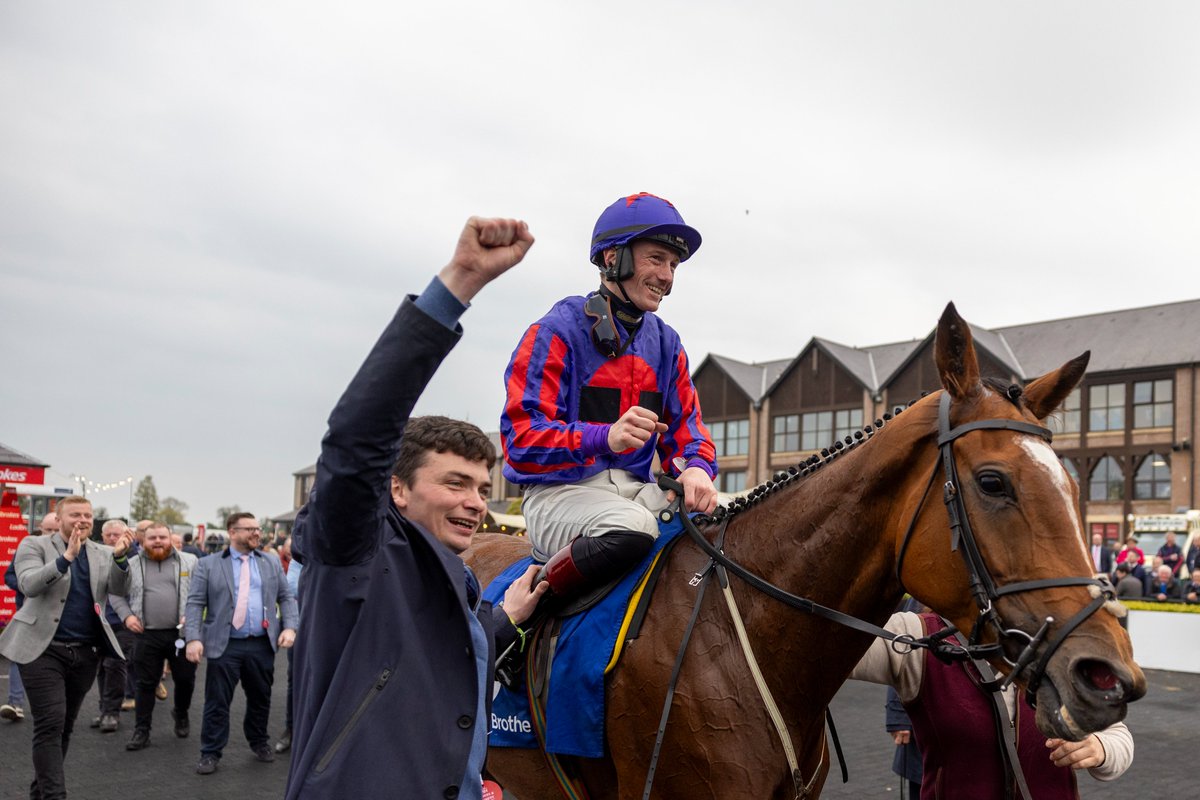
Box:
[391,416,496,486]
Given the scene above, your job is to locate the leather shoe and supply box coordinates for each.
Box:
[195,754,219,775]
[90,715,102,729]
[126,729,151,751]
[0,703,23,722]
[274,728,292,754]
[172,709,190,738]
[120,698,136,711]
[252,743,276,763]
[99,714,119,733]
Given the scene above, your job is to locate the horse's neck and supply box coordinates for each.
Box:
[716,408,938,706]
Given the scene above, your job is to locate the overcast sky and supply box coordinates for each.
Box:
[3,1,1198,525]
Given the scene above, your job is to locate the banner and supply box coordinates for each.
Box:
[0,465,46,485]
[0,491,29,626]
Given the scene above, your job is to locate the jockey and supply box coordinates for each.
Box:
[501,192,719,606]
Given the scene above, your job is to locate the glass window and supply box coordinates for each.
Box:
[711,418,750,457]
[1134,452,1171,500]
[800,411,832,451]
[1061,456,1079,484]
[1132,379,1173,429]
[1088,456,1124,502]
[1088,384,1125,432]
[1046,388,1081,434]
[772,414,800,452]
[720,470,746,493]
[834,408,864,443]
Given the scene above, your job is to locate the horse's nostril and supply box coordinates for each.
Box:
[1078,659,1119,692]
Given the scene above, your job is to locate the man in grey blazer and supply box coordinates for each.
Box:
[185,512,297,775]
[0,496,133,800]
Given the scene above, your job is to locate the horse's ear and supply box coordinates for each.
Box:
[935,302,981,400]
[1023,351,1090,421]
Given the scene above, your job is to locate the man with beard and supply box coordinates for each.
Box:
[109,521,199,750]
[91,520,139,732]
[186,512,297,775]
[0,496,133,800]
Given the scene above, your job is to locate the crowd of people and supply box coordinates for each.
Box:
[0,506,301,798]
[1090,531,1200,602]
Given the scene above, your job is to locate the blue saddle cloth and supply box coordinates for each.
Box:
[484,514,684,758]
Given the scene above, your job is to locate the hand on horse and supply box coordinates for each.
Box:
[501,564,549,626]
[668,465,718,515]
[607,406,667,454]
[438,217,535,304]
[1045,734,1106,770]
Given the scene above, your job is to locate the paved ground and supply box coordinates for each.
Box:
[2,658,1195,799]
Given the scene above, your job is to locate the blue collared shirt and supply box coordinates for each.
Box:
[228,550,265,638]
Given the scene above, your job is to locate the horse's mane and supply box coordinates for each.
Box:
[702,379,1026,527]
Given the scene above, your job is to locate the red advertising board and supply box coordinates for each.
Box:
[0,464,46,485]
[0,491,29,626]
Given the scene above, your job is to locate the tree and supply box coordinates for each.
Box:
[159,497,189,526]
[130,476,159,521]
[214,505,242,528]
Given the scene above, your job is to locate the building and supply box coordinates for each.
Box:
[692,299,1199,545]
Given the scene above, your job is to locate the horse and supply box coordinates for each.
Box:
[466,303,1146,799]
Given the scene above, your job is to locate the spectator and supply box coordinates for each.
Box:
[274,528,303,755]
[852,611,1133,799]
[1146,564,1179,601]
[285,216,546,800]
[0,511,58,723]
[110,521,199,751]
[1116,534,1144,567]
[1157,532,1184,577]
[500,192,718,615]
[0,496,133,800]
[1088,532,1113,575]
[180,531,205,559]
[91,520,138,733]
[1114,562,1144,599]
[185,512,297,775]
[1187,538,1200,573]
[1182,568,1200,603]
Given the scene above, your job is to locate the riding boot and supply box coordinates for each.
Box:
[496,530,654,687]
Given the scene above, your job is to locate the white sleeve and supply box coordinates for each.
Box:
[848,612,926,704]
[1088,721,1133,781]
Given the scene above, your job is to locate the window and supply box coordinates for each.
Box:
[799,408,863,451]
[772,415,800,452]
[1061,456,1079,485]
[1090,522,1120,544]
[1046,388,1081,434]
[1133,379,1173,429]
[719,470,746,493]
[1134,452,1171,500]
[1088,384,1125,432]
[710,419,750,457]
[1088,457,1124,502]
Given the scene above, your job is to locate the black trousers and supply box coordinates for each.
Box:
[97,626,135,714]
[133,628,197,732]
[199,636,275,757]
[18,642,100,800]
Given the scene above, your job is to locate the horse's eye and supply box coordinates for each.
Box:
[978,472,1008,497]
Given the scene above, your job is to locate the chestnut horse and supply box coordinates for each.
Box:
[466,304,1146,799]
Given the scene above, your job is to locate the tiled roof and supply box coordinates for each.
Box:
[0,443,48,468]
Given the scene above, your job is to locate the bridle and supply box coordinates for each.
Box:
[894,391,1113,705]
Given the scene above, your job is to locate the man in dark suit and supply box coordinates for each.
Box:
[185,512,297,775]
[284,217,546,800]
[0,496,133,800]
[1089,532,1113,575]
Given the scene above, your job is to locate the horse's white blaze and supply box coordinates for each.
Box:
[1019,438,1089,561]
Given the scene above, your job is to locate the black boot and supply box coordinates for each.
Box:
[496,531,654,687]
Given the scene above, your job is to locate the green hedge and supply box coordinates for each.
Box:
[1123,600,1200,614]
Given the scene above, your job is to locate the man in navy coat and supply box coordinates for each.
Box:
[285,216,546,800]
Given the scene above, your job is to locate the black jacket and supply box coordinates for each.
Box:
[285,299,516,800]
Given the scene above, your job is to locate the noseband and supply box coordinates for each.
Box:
[895,391,1114,705]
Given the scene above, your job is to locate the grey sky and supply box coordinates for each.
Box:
[3,1,1198,524]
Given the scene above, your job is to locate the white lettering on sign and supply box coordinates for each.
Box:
[0,469,28,482]
[490,712,532,734]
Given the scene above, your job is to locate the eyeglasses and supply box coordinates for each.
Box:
[231,526,263,533]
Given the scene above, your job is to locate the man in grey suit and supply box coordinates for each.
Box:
[0,496,133,800]
[185,512,297,775]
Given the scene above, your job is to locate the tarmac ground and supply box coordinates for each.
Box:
[1,657,1194,799]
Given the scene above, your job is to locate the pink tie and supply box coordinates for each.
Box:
[232,555,250,630]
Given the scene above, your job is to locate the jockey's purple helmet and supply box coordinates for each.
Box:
[588,192,702,269]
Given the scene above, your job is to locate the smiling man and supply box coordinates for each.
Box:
[501,192,718,616]
[284,216,546,800]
